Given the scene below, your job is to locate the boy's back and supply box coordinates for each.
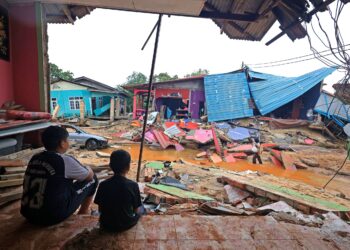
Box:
[94,175,141,232]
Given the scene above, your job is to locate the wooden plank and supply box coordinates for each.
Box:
[0,179,23,188]
[0,173,24,180]
[0,149,32,160]
[270,149,282,162]
[146,184,214,202]
[222,175,350,212]
[281,152,297,171]
[4,167,26,174]
[0,188,22,205]
[0,159,27,167]
[270,155,283,169]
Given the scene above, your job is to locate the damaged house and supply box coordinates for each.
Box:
[126,67,335,122]
[50,76,129,118]
[125,75,206,120]
[204,67,335,122]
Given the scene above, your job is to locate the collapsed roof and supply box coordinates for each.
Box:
[13,0,335,43]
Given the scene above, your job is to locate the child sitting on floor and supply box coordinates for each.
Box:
[94,149,144,232]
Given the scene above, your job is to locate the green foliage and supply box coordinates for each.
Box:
[125,71,147,85]
[49,63,74,82]
[185,68,209,77]
[153,72,178,82]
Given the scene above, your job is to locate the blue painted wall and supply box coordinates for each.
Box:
[51,90,117,117]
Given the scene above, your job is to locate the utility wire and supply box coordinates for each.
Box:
[248,44,350,67]
[247,48,350,69]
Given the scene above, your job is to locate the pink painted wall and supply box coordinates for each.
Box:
[0,1,13,107]
[10,3,40,111]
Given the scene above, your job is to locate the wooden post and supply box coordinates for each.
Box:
[80,100,85,122]
[110,98,115,121]
[123,98,127,116]
[52,104,60,120]
[115,98,121,118]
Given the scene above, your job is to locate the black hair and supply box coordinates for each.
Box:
[41,126,69,151]
[110,150,131,174]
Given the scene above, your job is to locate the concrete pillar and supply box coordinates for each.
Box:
[116,98,121,117]
[110,98,115,121]
[79,100,85,122]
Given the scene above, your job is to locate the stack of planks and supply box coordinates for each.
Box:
[0,158,27,207]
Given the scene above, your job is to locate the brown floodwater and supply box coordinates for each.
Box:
[103,144,350,196]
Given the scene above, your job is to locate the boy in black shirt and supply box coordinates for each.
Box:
[21,126,98,225]
[94,150,143,232]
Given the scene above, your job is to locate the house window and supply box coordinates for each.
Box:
[51,98,57,110]
[98,97,103,107]
[69,97,83,110]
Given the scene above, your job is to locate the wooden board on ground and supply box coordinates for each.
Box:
[281,152,297,171]
[144,186,183,205]
[222,175,350,214]
[146,184,214,202]
[270,156,283,169]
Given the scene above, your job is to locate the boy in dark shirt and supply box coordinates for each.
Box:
[94,150,143,232]
[21,126,98,225]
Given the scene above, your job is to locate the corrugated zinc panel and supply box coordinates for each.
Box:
[204,73,253,122]
[249,67,336,115]
[314,92,350,123]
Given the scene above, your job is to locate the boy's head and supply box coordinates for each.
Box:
[42,126,69,153]
[110,150,131,175]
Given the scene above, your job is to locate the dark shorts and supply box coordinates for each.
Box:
[25,175,99,226]
[64,174,99,219]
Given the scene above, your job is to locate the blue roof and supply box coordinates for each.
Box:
[249,67,336,115]
[314,92,350,125]
[204,73,253,122]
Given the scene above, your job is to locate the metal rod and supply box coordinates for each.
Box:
[323,146,350,189]
[136,14,163,182]
[141,19,159,51]
[265,0,335,46]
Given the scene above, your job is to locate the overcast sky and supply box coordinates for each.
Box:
[48,4,350,91]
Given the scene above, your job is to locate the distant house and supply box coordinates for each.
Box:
[50,76,128,118]
[124,76,206,120]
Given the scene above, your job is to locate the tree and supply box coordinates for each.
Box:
[125,71,147,85]
[153,72,178,82]
[49,63,74,82]
[185,68,209,77]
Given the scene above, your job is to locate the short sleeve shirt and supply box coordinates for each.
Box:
[59,154,89,181]
[94,175,142,231]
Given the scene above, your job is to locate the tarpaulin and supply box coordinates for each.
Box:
[269,119,309,129]
[227,127,251,141]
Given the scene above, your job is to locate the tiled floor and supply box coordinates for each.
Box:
[0,203,349,250]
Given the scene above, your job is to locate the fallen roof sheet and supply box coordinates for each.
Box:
[249,67,336,115]
[314,92,350,124]
[204,72,253,122]
[207,0,309,42]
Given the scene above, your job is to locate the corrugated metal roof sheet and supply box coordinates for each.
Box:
[204,73,253,122]
[249,67,336,115]
[207,0,308,41]
[45,4,94,24]
[314,92,350,123]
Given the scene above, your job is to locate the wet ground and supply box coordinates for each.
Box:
[100,144,350,197]
[1,202,349,250]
